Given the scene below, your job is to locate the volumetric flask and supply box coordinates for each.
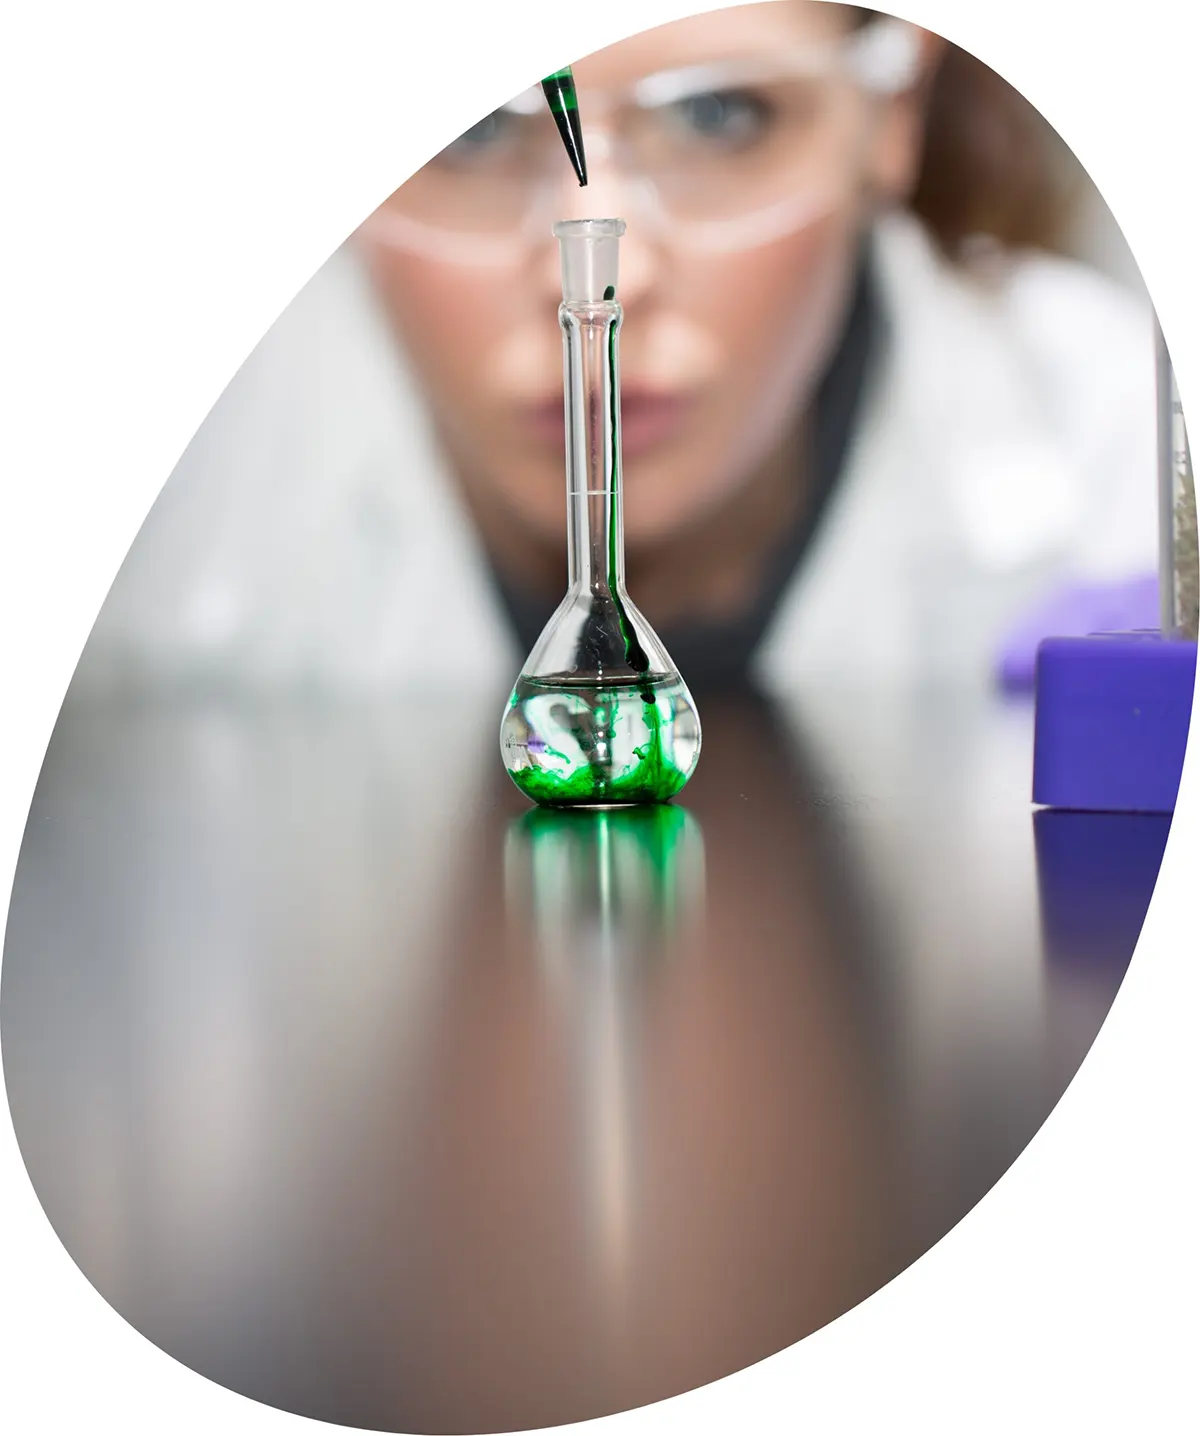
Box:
[500,219,701,806]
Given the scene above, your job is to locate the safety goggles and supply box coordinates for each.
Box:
[358,17,922,264]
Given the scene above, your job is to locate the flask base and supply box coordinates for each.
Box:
[501,672,701,808]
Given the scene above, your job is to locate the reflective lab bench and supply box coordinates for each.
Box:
[1,680,1164,1434]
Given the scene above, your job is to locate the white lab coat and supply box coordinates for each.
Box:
[71,209,1158,698]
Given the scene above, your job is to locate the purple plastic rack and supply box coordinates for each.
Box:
[1032,631,1197,813]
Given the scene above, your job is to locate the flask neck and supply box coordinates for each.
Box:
[561,301,626,598]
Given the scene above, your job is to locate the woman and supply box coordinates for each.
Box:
[72,2,1158,697]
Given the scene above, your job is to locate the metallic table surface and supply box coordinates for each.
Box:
[1,683,1158,1434]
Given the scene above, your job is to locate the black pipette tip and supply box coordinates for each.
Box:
[541,69,588,187]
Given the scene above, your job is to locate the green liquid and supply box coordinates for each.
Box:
[501,672,700,807]
[540,69,580,113]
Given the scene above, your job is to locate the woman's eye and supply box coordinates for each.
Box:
[663,89,773,147]
[439,110,520,165]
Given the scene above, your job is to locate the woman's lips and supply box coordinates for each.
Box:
[519,389,697,457]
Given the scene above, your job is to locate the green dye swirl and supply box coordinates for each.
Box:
[503,675,697,807]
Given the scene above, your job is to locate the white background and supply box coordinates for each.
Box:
[1,1,1197,1431]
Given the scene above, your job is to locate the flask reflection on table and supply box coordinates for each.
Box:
[504,804,706,1308]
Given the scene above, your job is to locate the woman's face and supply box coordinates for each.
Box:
[357,3,930,558]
